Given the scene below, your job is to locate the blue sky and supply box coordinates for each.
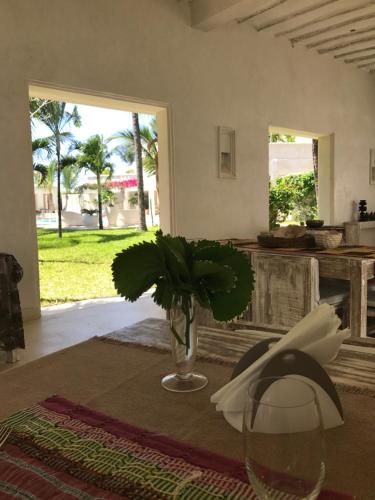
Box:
[32,102,155,177]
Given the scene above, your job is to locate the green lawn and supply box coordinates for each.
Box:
[37,227,157,306]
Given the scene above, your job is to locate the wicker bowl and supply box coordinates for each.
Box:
[306,219,324,228]
[258,234,316,248]
[313,231,342,249]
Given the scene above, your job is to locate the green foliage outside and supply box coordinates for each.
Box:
[31,99,82,238]
[76,134,114,230]
[269,172,317,228]
[128,191,149,208]
[101,188,116,207]
[110,117,158,177]
[269,134,296,143]
[37,227,158,306]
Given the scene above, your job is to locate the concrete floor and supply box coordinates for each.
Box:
[1,293,165,372]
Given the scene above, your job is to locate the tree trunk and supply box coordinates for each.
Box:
[132,113,147,231]
[312,138,319,203]
[56,138,62,238]
[97,173,103,230]
[155,154,160,211]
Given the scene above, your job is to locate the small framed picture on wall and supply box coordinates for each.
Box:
[370,149,375,185]
[218,126,236,178]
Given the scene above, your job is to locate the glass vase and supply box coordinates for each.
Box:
[161,298,208,392]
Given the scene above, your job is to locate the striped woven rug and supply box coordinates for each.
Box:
[0,396,350,500]
[101,318,375,397]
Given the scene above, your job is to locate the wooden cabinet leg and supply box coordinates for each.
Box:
[350,260,368,338]
[6,349,20,363]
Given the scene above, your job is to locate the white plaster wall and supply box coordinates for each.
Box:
[0,0,375,317]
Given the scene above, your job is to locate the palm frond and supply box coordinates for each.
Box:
[32,137,54,164]
[109,120,159,184]
[61,163,80,193]
[59,131,75,143]
[33,163,48,186]
[76,134,114,176]
[111,143,134,165]
[109,130,134,142]
[60,155,77,169]
[31,100,81,140]
[32,137,50,153]
[42,161,57,192]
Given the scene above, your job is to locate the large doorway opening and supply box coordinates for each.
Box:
[268,126,333,229]
[29,84,174,307]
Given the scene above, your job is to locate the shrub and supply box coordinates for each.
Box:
[101,188,117,207]
[269,172,317,228]
[128,191,149,208]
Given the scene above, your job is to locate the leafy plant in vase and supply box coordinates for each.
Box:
[112,231,254,392]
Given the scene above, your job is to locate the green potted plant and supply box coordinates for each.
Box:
[112,231,254,392]
[81,208,99,228]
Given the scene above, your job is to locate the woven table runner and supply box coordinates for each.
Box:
[232,242,375,258]
[0,396,350,499]
[101,318,375,397]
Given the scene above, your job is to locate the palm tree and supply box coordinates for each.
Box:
[61,160,80,210]
[29,97,51,120]
[109,115,157,230]
[31,100,81,237]
[41,161,57,212]
[62,164,80,193]
[132,113,147,231]
[45,161,57,193]
[32,137,51,186]
[110,118,158,191]
[76,135,114,229]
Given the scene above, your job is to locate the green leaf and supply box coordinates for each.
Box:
[192,260,235,292]
[152,279,174,310]
[208,250,254,321]
[112,242,165,301]
[193,284,211,308]
[193,243,236,264]
[190,239,220,257]
[111,232,254,321]
[156,233,190,285]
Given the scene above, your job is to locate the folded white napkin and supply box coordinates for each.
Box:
[211,304,350,430]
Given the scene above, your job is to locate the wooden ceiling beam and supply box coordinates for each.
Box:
[306,25,375,49]
[358,60,375,68]
[189,0,375,74]
[345,53,375,64]
[334,44,375,59]
[276,0,375,38]
[318,33,375,54]
[237,0,289,24]
[253,0,339,32]
[290,10,375,44]
[190,0,259,30]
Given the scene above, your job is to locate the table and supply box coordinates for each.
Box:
[232,242,375,338]
[0,336,373,498]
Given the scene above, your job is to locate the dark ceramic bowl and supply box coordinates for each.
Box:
[306,219,324,228]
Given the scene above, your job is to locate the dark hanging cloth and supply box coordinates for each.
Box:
[0,254,25,350]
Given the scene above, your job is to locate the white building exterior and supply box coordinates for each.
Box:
[35,170,159,228]
[269,143,313,180]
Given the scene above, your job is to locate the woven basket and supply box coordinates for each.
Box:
[313,231,342,249]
